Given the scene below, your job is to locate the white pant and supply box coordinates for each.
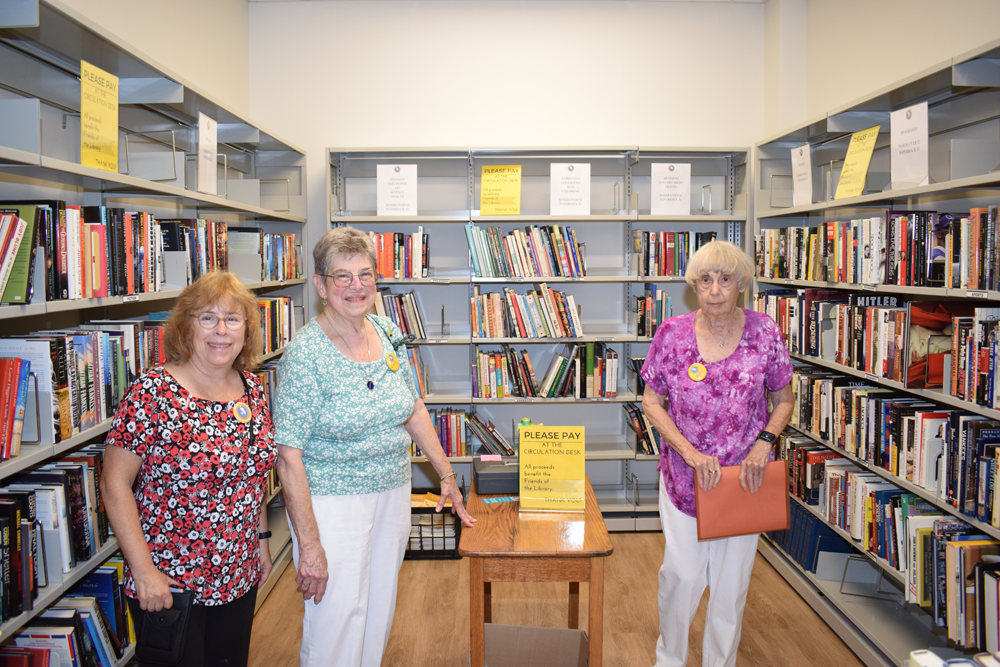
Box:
[290,482,411,667]
[654,475,759,667]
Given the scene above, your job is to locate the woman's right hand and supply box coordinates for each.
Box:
[133,567,182,612]
[295,544,329,604]
[684,448,721,492]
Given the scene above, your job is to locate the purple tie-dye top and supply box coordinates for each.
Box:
[640,308,793,517]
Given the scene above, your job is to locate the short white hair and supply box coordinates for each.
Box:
[684,240,755,289]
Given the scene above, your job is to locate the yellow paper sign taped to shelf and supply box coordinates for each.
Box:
[80,60,119,173]
[480,165,521,216]
[519,424,585,512]
[833,125,881,200]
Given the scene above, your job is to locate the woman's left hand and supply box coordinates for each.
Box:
[739,440,772,493]
[438,477,477,528]
[259,537,273,586]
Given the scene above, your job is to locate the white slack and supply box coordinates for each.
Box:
[653,474,759,667]
[290,481,411,667]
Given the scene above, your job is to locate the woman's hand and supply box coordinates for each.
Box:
[739,440,773,493]
[683,448,721,492]
[438,477,476,528]
[133,567,182,612]
[259,537,273,587]
[295,544,329,603]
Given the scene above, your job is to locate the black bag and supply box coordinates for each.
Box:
[135,590,194,665]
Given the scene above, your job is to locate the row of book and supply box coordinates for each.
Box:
[229,228,300,283]
[631,230,716,278]
[405,347,428,399]
[368,230,428,279]
[754,207,999,290]
[0,202,169,304]
[0,331,133,450]
[373,290,426,340]
[257,296,296,356]
[765,500,851,574]
[0,201,302,307]
[471,285,583,339]
[0,444,114,624]
[0,359,32,461]
[249,363,283,501]
[622,402,661,456]
[465,224,586,279]
[0,302,295,453]
[788,366,1000,525]
[409,408,468,458]
[755,290,1000,407]
[781,432,1000,651]
[472,343,619,400]
[464,413,514,457]
[635,285,671,338]
[9,557,135,667]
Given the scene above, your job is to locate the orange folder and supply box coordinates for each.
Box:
[693,460,790,540]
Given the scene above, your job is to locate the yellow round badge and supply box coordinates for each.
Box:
[687,363,707,382]
[386,352,400,372]
[232,401,252,424]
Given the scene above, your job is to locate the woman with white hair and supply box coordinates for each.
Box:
[640,239,794,667]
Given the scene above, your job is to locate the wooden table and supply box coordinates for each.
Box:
[459,476,614,667]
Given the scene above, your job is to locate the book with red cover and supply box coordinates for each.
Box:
[694,461,790,540]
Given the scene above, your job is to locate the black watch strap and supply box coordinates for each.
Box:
[757,430,777,444]
[258,531,272,540]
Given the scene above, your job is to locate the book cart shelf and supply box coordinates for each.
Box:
[0,0,308,649]
[752,37,1000,667]
[327,146,748,532]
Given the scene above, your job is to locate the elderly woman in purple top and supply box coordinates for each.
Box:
[640,240,794,667]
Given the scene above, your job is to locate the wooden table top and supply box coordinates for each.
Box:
[458,476,614,558]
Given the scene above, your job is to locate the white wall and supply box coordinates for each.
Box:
[61,0,251,116]
[763,0,807,138]
[248,0,767,260]
[806,0,1000,119]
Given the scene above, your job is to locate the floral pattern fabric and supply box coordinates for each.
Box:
[105,367,276,606]
[272,315,416,496]
[640,308,793,517]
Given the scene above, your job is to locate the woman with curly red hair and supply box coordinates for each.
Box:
[101,271,276,667]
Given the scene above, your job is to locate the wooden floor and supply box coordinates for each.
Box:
[249,533,865,667]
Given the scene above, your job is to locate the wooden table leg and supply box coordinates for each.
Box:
[588,557,604,667]
[471,557,485,667]
[484,581,492,623]
[568,582,579,629]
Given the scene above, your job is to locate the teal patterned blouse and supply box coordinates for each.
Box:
[273,315,416,496]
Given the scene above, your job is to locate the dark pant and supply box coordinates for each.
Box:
[128,588,257,667]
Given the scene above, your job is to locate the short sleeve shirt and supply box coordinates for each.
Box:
[105,368,277,606]
[272,315,416,496]
[640,309,793,517]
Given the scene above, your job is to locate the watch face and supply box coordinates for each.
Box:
[759,431,777,443]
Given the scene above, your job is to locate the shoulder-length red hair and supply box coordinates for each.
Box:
[163,272,262,372]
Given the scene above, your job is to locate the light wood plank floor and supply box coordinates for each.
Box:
[249,533,864,666]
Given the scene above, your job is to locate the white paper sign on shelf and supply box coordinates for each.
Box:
[790,143,813,207]
[550,163,591,215]
[650,163,691,215]
[889,102,929,189]
[197,112,217,195]
[377,164,418,216]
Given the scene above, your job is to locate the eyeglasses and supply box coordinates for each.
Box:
[194,313,247,330]
[321,270,377,287]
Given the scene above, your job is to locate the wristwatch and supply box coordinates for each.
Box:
[757,430,777,445]
[258,531,272,540]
